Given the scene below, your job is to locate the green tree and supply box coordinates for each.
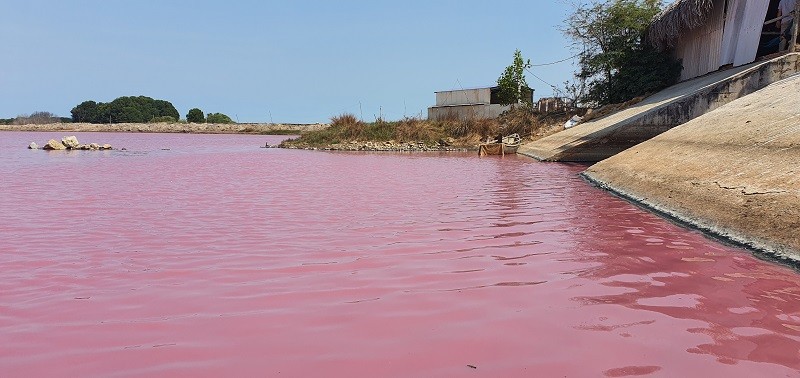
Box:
[206,112,234,124]
[71,101,99,123]
[565,0,682,106]
[186,108,205,123]
[496,49,533,106]
[69,96,179,123]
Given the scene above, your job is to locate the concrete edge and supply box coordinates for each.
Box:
[517,148,548,161]
[580,171,800,271]
[519,54,800,163]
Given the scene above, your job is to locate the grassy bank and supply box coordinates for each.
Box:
[279,108,569,150]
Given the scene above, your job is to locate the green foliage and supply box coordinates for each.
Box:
[71,101,99,123]
[186,108,205,123]
[0,118,14,125]
[566,0,682,106]
[496,49,533,106]
[70,96,179,123]
[206,112,234,124]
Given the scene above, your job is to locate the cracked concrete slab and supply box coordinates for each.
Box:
[584,73,800,260]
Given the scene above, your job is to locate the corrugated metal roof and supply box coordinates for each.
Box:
[434,86,498,94]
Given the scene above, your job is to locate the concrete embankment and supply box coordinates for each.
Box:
[584,74,800,261]
[519,53,800,162]
[0,122,328,134]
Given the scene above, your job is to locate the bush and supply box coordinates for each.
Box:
[206,112,234,124]
[152,116,177,123]
[186,108,205,123]
[330,113,361,127]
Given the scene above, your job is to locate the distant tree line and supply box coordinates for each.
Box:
[0,111,70,125]
[71,96,180,124]
[3,96,237,125]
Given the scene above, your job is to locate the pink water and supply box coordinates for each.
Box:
[2,132,800,377]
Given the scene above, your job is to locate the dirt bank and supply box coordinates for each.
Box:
[0,122,328,134]
[584,74,800,261]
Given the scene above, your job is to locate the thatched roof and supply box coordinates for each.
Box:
[648,0,715,50]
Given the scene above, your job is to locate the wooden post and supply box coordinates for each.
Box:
[792,2,800,53]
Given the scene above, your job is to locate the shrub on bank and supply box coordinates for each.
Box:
[186,108,205,123]
[152,116,178,123]
[206,113,234,124]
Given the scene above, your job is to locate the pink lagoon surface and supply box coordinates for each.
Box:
[2,131,800,377]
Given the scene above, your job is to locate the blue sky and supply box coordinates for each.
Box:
[1,1,583,123]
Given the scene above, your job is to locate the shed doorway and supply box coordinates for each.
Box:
[720,0,772,67]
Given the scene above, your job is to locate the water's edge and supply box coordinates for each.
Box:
[580,171,800,271]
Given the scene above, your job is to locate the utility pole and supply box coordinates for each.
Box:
[791,2,799,53]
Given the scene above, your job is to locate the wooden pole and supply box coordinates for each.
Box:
[791,2,800,53]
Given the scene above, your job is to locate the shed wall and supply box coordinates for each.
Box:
[435,88,491,106]
[675,0,727,81]
[427,104,509,121]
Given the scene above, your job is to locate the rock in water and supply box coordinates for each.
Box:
[89,143,100,150]
[61,136,80,149]
[43,139,66,150]
[28,142,38,149]
[101,144,113,150]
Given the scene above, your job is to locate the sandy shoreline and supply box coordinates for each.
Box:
[0,122,328,134]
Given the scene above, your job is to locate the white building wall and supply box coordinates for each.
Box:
[435,88,492,106]
[427,104,510,121]
[720,0,771,67]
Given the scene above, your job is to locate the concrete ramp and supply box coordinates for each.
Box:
[519,53,800,162]
[583,73,800,260]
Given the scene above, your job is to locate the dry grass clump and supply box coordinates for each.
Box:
[330,113,360,127]
[498,105,538,136]
[581,95,646,123]
[442,118,499,139]
[395,117,444,142]
[281,108,572,148]
[330,113,366,140]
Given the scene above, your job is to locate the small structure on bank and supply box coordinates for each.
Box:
[536,97,571,114]
[649,0,799,81]
[427,86,534,121]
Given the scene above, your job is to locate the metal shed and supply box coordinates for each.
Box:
[427,86,533,121]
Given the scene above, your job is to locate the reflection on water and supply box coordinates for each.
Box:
[1,132,799,377]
